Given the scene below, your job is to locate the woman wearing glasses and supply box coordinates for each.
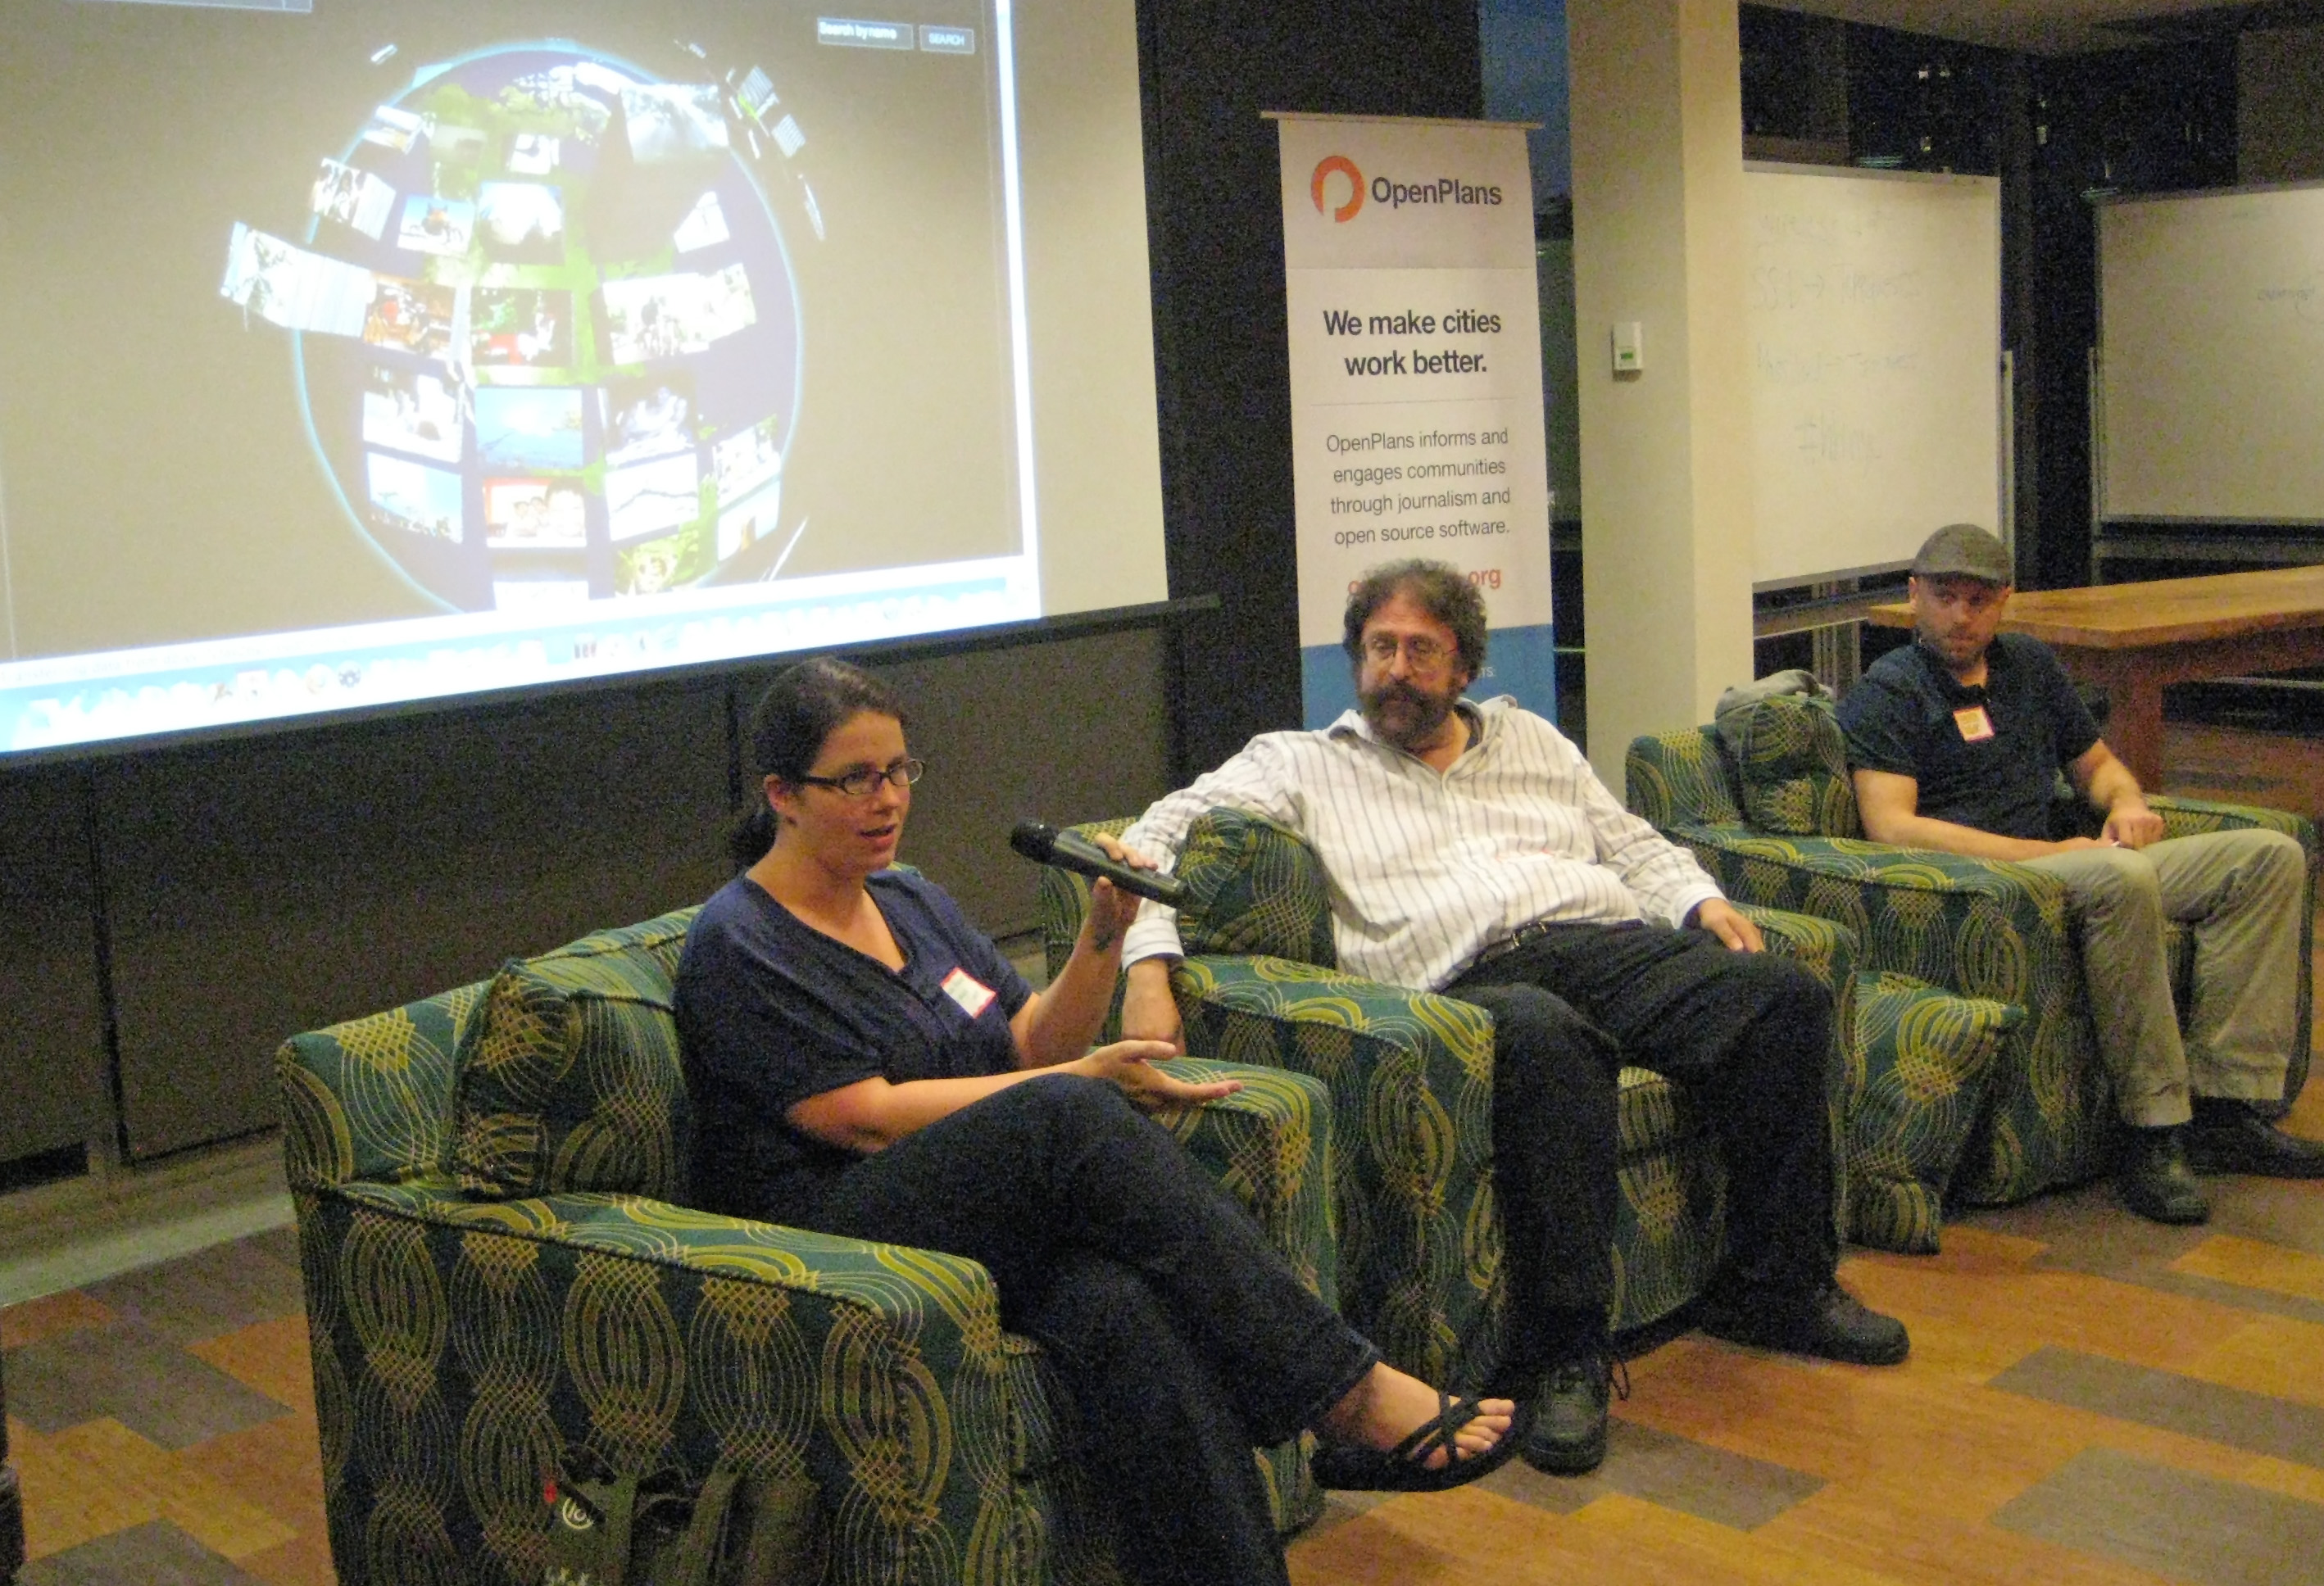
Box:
[674,657,1516,1586]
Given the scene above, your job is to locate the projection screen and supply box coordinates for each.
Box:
[0,0,1166,755]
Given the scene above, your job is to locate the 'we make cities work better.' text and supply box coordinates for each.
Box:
[1323,308,1501,375]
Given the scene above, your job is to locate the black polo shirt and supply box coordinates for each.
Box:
[1838,632,2101,841]
[674,868,1033,1226]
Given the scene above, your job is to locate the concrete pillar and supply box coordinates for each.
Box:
[1568,0,1755,784]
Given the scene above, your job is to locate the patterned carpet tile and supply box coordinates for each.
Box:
[81,1241,305,1348]
[4,1323,289,1450]
[1991,1446,2324,1586]
[0,1292,115,1354]
[185,1316,315,1413]
[1988,1347,2324,1470]
[17,1519,272,1586]
[1477,1414,1827,1529]
[10,1416,297,1562]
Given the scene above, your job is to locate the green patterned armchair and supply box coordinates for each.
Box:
[1037,811,1858,1389]
[276,907,1337,1586]
[1627,695,2318,1214]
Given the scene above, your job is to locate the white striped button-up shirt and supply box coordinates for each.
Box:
[1120,696,1724,992]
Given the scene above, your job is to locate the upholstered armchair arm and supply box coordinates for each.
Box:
[1169,953,1496,1388]
[2150,794,2317,845]
[1667,822,2118,1203]
[1731,904,1860,1244]
[1149,1058,1339,1312]
[1662,822,2075,1006]
[1733,903,1856,990]
[296,1178,1020,1586]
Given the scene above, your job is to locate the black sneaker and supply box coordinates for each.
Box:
[1698,1281,1910,1366]
[2119,1127,2212,1223]
[2183,1102,2324,1180]
[1520,1354,1626,1476]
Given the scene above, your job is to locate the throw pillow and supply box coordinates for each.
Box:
[1716,692,1861,837]
[453,909,697,1201]
[1173,808,1337,967]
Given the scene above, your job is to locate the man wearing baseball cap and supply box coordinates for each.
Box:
[1837,523,2324,1223]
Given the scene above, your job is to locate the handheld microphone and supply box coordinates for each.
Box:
[1008,819,1187,908]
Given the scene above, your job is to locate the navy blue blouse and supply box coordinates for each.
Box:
[674,868,1033,1226]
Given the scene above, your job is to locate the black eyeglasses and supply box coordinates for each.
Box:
[794,758,926,798]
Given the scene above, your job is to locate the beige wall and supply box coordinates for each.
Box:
[1568,0,1756,784]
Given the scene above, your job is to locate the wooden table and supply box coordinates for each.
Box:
[1866,564,2324,789]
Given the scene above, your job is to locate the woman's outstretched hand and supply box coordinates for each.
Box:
[1071,1039,1241,1107]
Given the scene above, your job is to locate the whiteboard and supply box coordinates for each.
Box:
[1745,165,2003,586]
[2099,183,2324,523]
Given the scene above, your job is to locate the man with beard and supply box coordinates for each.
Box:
[1840,524,2323,1226]
[1118,559,1907,1482]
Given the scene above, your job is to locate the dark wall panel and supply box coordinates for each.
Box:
[1138,0,1484,775]
[94,679,734,1159]
[17,625,1173,1164]
[0,763,107,1164]
[867,628,1172,935]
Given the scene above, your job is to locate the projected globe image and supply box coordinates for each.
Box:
[222,43,802,612]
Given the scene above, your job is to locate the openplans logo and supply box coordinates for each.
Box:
[1311,155,1364,222]
[1311,153,1505,223]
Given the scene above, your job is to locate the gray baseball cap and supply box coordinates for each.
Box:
[1910,523,2013,585]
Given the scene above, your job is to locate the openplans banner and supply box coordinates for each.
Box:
[1273,114,1555,727]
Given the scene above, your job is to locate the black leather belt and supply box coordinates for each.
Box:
[1466,917,1645,973]
[1466,918,1561,971]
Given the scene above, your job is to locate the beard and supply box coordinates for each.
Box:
[1359,675,1459,751]
[1914,618,1987,671]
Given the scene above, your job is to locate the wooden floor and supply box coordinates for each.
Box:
[4,718,2321,1586]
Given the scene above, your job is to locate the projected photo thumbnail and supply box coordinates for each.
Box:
[363,277,456,359]
[673,191,729,253]
[429,122,489,166]
[616,529,703,596]
[484,479,587,548]
[600,265,756,364]
[718,478,782,561]
[397,193,475,256]
[714,415,782,501]
[361,104,424,154]
[476,182,565,262]
[506,132,560,175]
[606,452,701,541]
[366,453,463,542]
[604,373,693,465]
[475,387,585,469]
[621,83,729,162]
[220,226,370,336]
[361,366,463,464]
[311,158,395,240]
[470,288,571,369]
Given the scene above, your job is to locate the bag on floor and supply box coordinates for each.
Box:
[542,1450,820,1586]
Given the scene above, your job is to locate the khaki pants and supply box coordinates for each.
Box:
[2023,828,2304,1128]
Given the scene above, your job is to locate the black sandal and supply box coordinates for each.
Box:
[1310,1392,1526,1493]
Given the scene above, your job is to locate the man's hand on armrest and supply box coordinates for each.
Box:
[1121,956,1187,1054]
[2072,742,2166,850]
[1686,897,1764,952]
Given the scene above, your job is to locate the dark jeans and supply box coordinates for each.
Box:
[809,1075,1378,1586]
[1446,922,1839,1381]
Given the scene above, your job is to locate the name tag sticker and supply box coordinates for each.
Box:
[1954,705,1995,742]
[940,967,997,1018]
